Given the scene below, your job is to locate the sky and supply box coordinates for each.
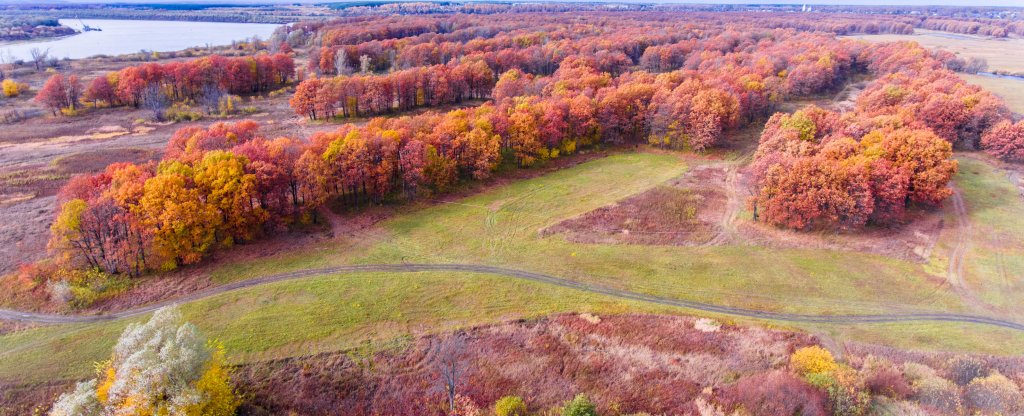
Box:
[36,0,1024,7]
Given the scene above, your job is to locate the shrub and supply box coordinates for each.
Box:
[218,95,240,115]
[946,356,988,386]
[964,371,1024,414]
[165,103,204,122]
[49,379,100,416]
[2,78,28,97]
[718,370,828,416]
[561,394,597,416]
[0,108,41,124]
[48,268,132,310]
[912,373,962,414]
[791,346,838,376]
[455,395,483,416]
[826,367,871,416]
[862,358,912,399]
[495,396,528,416]
[805,367,870,416]
[902,362,939,383]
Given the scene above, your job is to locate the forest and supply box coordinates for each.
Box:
[2,5,1024,416]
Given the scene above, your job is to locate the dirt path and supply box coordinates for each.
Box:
[946,187,994,313]
[2,263,1024,331]
[704,162,744,246]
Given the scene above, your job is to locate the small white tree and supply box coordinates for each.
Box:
[49,306,237,416]
[50,380,101,416]
[335,50,353,76]
[106,307,210,414]
[359,54,372,74]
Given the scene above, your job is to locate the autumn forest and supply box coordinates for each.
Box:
[3,3,1024,416]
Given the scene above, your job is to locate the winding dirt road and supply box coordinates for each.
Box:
[2,263,1024,331]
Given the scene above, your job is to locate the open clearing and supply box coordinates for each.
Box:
[4,148,1024,386]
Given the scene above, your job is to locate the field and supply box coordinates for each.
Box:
[848,30,1024,114]
[848,30,1024,75]
[5,146,1024,387]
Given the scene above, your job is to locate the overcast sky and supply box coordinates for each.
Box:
[48,0,1024,7]
[674,0,1024,5]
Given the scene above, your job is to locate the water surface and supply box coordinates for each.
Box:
[0,19,281,61]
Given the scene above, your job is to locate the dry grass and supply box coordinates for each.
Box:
[231,313,818,416]
[847,30,1024,75]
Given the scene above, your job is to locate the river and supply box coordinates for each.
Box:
[0,19,281,61]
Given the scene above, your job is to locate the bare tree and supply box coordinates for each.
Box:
[29,47,49,71]
[200,83,226,114]
[0,49,10,79]
[435,333,468,413]
[964,57,989,74]
[359,54,372,74]
[335,49,353,76]
[141,84,169,121]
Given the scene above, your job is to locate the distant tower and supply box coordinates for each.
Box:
[801,4,807,12]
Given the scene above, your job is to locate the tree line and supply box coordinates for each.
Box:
[50,30,860,275]
[35,53,294,115]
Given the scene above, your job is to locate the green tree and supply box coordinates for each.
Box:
[494,395,528,416]
[561,394,597,416]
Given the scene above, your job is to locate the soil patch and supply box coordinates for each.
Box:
[542,164,727,246]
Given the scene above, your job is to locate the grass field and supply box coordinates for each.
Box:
[4,150,1024,385]
[956,155,1024,310]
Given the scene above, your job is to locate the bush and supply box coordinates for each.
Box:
[561,394,597,416]
[494,396,528,416]
[912,373,962,414]
[862,358,912,399]
[718,370,828,416]
[165,103,204,122]
[946,356,988,386]
[964,371,1024,414]
[791,346,838,376]
[0,108,41,124]
[48,268,132,309]
[806,367,870,416]
[455,395,483,416]
[218,95,241,115]
[2,78,28,97]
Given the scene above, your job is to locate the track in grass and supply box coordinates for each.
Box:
[2,263,1024,331]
